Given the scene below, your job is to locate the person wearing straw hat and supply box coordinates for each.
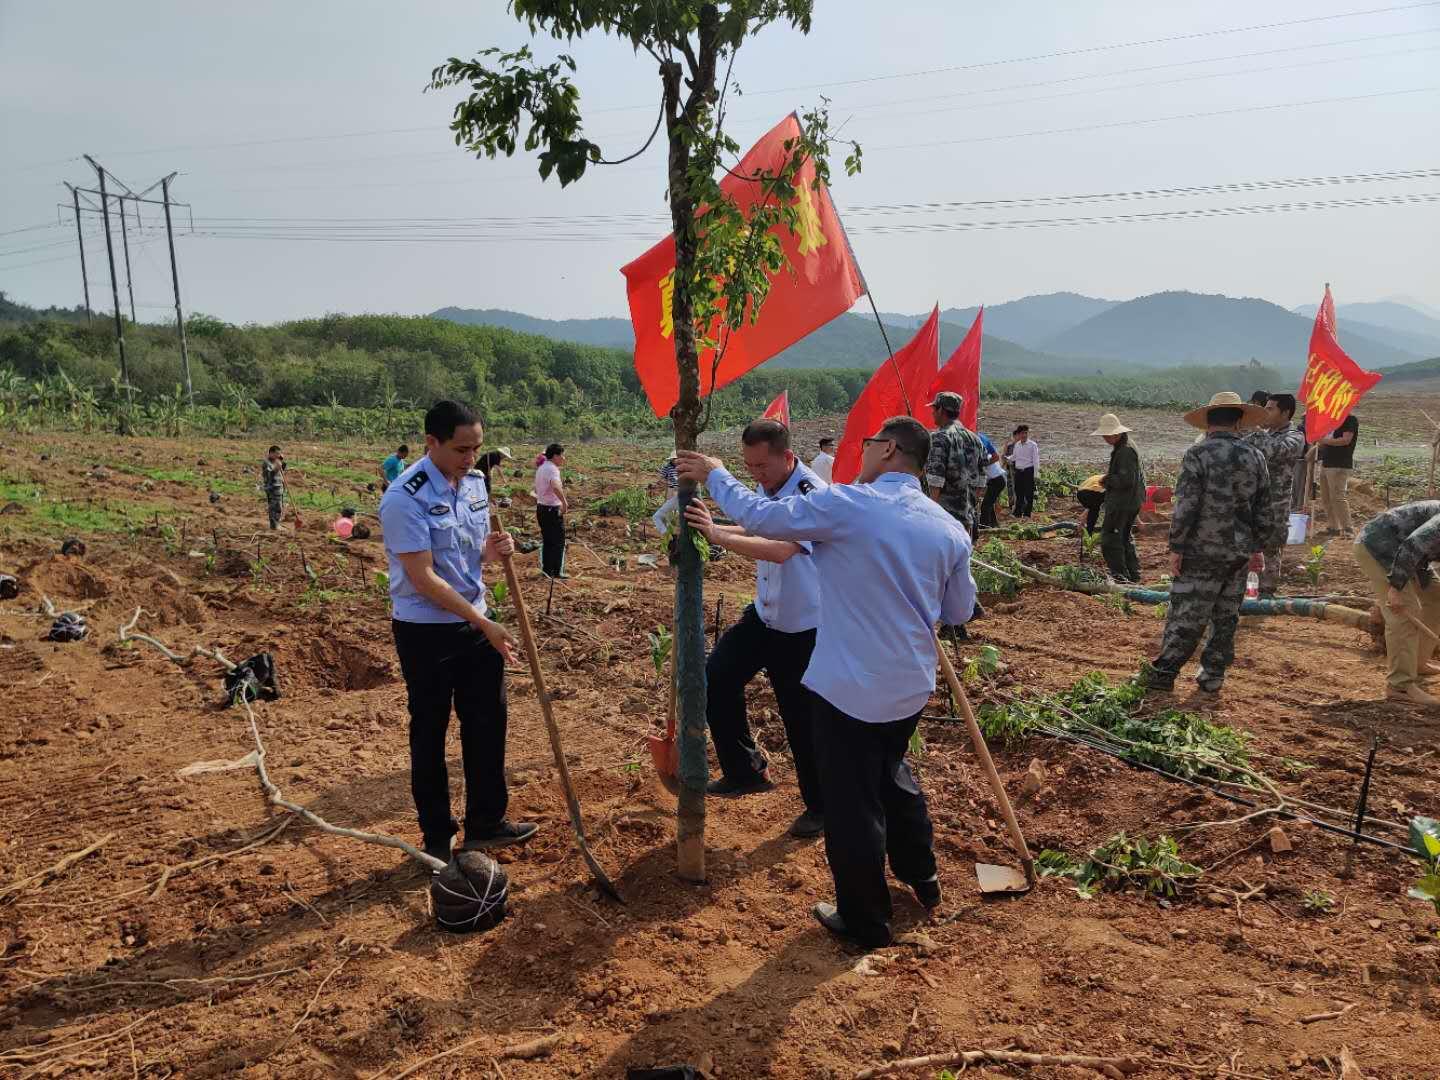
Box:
[1138,393,1274,694]
[474,446,513,494]
[1092,413,1145,583]
[1353,501,1440,705]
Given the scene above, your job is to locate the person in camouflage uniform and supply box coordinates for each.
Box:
[1246,393,1306,596]
[1139,393,1273,694]
[261,445,286,530]
[923,391,987,536]
[1353,500,1440,705]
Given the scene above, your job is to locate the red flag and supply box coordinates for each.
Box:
[832,306,941,484]
[1298,285,1382,443]
[760,389,791,428]
[622,114,865,418]
[928,307,984,430]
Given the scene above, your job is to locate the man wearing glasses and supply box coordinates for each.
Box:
[677,416,976,949]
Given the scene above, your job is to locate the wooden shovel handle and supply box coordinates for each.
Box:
[934,631,1035,884]
[490,510,621,901]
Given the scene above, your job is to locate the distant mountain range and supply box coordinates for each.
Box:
[435,289,1437,378]
[877,292,1118,348]
[1290,300,1440,359]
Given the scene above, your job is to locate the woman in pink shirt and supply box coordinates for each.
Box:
[534,443,568,578]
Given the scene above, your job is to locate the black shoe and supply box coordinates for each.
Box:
[812,902,891,949]
[421,818,460,864]
[970,601,985,620]
[905,876,942,910]
[706,774,774,797]
[788,810,824,839]
[423,835,454,865]
[461,820,538,850]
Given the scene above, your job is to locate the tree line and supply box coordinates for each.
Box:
[0,293,1283,437]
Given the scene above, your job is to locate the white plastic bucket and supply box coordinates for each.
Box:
[1287,512,1309,545]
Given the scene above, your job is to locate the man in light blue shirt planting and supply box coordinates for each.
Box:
[683,418,827,840]
[678,415,976,949]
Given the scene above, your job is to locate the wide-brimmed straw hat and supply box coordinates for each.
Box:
[494,446,514,460]
[1091,412,1131,437]
[1182,392,1267,431]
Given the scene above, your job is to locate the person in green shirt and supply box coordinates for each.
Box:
[1094,412,1144,583]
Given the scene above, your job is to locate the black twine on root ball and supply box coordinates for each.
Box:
[430,850,508,933]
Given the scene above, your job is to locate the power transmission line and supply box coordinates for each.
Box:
[873,85,1439,150]
[145,165,1440,233]
[729,1,1440,99]
[7,1,1435,174]
[171,190,1440,246]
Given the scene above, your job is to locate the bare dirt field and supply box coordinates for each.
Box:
[1,393,1438,1079]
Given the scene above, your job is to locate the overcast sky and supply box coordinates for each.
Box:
[2,0,1437,325]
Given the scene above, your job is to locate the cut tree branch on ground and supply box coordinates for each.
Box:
[0,833,114,902]
[1299,1002,1358,1024]
[853,1047,1141,1079]
[118,614,446,874]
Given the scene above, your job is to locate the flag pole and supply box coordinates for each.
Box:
[809,101,914,418]
[864,289,914,416]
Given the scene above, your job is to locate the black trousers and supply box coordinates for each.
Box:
[392,619,508,844]
[707,605,822,813]
[1076,489,1104,534]
[1013,467,1036,517]
[1101,503,1141,582]
[979,476,1006,528]
[815,697,936,945]
[537,504,566,577]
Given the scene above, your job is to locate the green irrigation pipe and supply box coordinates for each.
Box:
[1009,561,1376,630]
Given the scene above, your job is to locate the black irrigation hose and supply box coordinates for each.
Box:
[920,711,1413,854]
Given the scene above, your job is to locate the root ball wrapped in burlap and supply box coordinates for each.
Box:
[430,850,508,933]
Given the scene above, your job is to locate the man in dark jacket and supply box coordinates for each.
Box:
[1139,393,1273,694]
[1093,412,1144,583]
[1353,501,1440,705]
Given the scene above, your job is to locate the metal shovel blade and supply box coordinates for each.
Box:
[976,861,1032,895]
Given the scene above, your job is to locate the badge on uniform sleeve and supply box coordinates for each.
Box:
[403,472,429,495]
[428,505,449,516]
[797,479,815,495]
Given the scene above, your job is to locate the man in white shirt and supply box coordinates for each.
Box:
[685,420,826,839]
[1006,425,1040,518]
[810,437,835,484]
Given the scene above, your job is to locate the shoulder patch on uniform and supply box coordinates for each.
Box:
[797,478,815,495]
[403,471,429,496]
[428,504,449,516]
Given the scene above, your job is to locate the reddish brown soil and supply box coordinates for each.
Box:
[1,423,1437,1080]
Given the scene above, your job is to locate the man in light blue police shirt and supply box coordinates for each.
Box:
[380,400,537,865]
[683,419,826,840]
[678,415,976,949]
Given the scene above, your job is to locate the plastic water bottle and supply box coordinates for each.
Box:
[1245,571,1260,600]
